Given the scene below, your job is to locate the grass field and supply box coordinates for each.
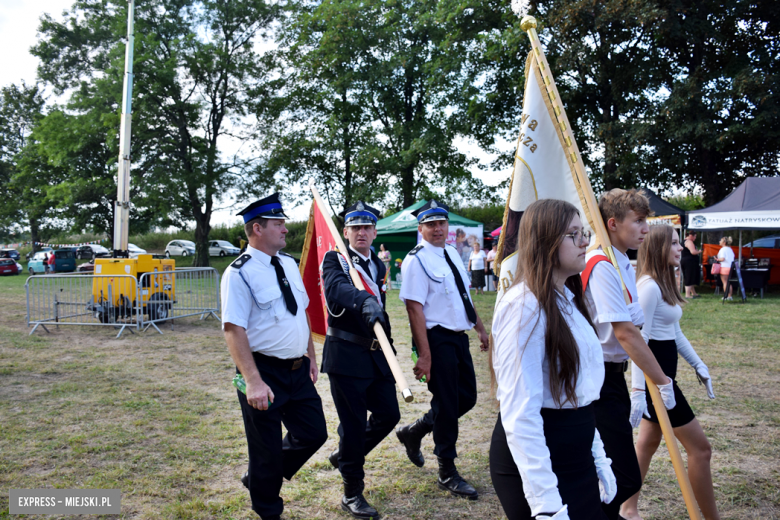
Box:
[0,265,778,519]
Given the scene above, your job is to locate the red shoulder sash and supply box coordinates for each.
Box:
[580,255,633,303]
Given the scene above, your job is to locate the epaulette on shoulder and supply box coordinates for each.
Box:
[279,251,294,259]
[408,244,424,256]
[230,254,252,269]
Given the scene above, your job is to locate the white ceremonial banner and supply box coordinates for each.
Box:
[496,53,593,304]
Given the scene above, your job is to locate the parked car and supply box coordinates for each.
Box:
[27,247,52,260]
[745,234,780,249]
[209,240,240,257]
[28,251,49,274]
[127,243,147,258]
[0,258,19,275]
[78,260,95,272]
[165,240,196,257]
[1,249,20,261]
[76,244,111,259]
[54,249,77,272]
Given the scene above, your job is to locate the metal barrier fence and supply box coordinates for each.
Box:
[26,268,220,338]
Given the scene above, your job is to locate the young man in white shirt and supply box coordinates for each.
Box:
[581,189,677,520]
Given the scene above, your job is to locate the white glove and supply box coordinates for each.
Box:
[629,390,647,428]
[695,365,716,399]
[627,302,645,328]
[675,325,715,399]
[657,378,677,410]
[535,505,569,520]
[591,430,617,504]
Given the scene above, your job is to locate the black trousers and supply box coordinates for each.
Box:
[329,368,401,480]
[238,354,328,519]
[416,326,477,460]
[593,370,642,520]
[490,408,607,520]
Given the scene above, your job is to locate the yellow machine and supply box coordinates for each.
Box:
[90,255,176,323]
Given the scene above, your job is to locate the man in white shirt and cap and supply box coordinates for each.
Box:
[396,199,490,501]
[221,193,327,520]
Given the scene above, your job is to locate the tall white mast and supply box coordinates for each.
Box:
[113,0,134,255]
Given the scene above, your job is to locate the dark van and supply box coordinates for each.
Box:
[54,249,77,272]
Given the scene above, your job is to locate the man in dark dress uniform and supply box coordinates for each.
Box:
[321,201,401,520]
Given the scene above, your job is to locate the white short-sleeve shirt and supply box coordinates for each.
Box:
[469,250,487,270]
[399,240,475,332]
[584,246,642,363]
[221,245,310,359]
[718,246,735,269]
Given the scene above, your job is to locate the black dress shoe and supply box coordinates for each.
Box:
[329,448,340,469]
[341,478,380,519]
[436,457,478,500]
[395,417,430,468]
[241,471,249,489]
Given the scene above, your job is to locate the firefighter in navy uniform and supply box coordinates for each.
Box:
[221,193,328,520]
[396,200,490,501]
[321,201,401,520]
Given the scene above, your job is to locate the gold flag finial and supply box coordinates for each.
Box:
[520,15,537,32]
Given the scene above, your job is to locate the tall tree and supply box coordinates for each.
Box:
[33,0,277,265]
[645,0,780,205]
[0,82,60,250]
[268,0,490,212]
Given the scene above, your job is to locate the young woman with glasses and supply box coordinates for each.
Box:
[490,199,614,520]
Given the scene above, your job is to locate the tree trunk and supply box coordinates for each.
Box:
[193,216,211,267]
[29,217,39,254]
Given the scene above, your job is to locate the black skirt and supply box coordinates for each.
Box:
[643,339,695,428]
[471,269,485,288]
[680,253,700,286]
[490,406,607,520]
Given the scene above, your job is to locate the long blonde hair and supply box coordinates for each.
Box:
[637,225,686,306]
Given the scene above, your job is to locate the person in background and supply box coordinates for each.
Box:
[468,242,487,295]
[378,244,391,273]
[47,252,56,274]
[486,243,498,291]
[622,225,718,520]
[681,232,700,299]
[715,237,734,301]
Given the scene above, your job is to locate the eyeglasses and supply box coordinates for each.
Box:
[563,229,593,246]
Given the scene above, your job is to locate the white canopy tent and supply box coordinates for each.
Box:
[688,177,780,263]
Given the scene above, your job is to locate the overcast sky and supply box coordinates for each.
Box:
[1,0,510,227]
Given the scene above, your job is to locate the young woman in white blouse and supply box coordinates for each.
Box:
[490,199,616,520]
[621,225,719,520]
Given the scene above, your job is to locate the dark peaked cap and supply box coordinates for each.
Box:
[339,200,381,227]
[412,199,449,223]
[237,193,288,223]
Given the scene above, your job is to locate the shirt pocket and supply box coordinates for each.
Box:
[252,284,282,311]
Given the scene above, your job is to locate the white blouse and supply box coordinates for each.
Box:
[632,275,695,390]
[492,282,607,515]
[718,246,735,269]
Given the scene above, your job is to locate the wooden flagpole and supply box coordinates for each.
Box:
[308,180,414,403]
[519,15,702,520]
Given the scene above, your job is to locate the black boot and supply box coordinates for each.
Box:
[436,457,478,500]
[395,417,431,467]
[341,479,379,519]
[329,448,340,469]
[241,470,249,489]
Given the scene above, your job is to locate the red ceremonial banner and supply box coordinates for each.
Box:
[299,200,341,343]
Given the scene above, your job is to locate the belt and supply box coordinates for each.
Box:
[327,327,379,351]
[253,352,305,370]
[604,361,629,373]
[431,325,467,336]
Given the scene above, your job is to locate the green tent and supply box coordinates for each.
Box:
[375,200,484,286]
